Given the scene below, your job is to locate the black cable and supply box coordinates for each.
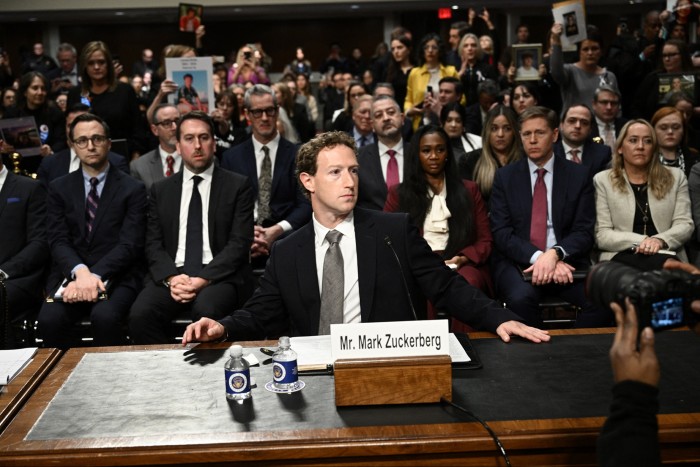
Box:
[0,278,9,348]
[440,396,511,467]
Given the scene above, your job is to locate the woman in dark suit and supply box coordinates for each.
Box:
[384,125,493,332]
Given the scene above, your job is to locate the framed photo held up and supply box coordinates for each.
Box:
[552,0,587,47]
[512,44,543,81]
[178,3,203,33]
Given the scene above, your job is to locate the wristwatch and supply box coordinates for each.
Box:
[551,245,565,261]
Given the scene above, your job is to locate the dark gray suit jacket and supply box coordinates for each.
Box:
[130,149,165,191]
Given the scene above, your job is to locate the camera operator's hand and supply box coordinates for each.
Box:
[610,298,660,387]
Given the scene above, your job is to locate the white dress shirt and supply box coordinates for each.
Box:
[158,146,182,177]
[562,141,583,163]
[69,148,81,173]
[175,164,215,268]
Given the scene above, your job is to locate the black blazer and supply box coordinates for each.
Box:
[553,139,612,179]
[490,156,595,268]
[0,172,49,294]
[46,167,147,291]
[357,141,411,211]
[220,208,520,340]
[37,148,130,189]
[220,137,311,230]
[146,166,254,284]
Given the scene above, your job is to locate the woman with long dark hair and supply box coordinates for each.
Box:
[385,34,414,113]
[211,90,247,158]
[384,125,493,331]
[439,102,481,164]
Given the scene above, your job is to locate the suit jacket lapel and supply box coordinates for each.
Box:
[515,159,533,234]
[354,209,376,322]
[369,145,387,198]
[208,168,222,250]
[244,140,259,193]
[551,156,567,242]
[166,172,184,250]
[295,222,321,333]
[69,170,87,240]
[0,171,17,219]
[270,139,288,198]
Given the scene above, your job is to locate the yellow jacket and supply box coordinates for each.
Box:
[404,63,459,131]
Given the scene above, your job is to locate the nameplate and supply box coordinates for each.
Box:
[330,320,449,361]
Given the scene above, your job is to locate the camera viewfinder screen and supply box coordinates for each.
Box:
[651,297,684,329]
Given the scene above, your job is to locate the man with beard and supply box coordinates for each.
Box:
[553,103,611,178]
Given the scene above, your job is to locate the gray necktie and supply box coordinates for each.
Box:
[319,230,344,334]
[257,145,272,224]
[603,124,614,149]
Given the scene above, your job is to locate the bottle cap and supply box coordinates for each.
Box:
[278,336,290,348]
[230,344,243,358]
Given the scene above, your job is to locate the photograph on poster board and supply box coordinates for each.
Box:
[552,0,587,47]
[0,117,41,157]
[166,57,214,114]
[178,3,203,33]
[512,44,542,81]
[658,73,696,104]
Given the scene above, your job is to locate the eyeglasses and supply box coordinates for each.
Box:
[662,52,680,59]
[247,106,277,118]
[73,135,108,148]
[596,99,619,107]
[156,119,178,128]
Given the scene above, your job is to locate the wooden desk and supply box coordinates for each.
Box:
[0,331,698,467]
[0,348,62,433]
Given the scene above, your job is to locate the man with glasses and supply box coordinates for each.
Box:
[554,103,611,178]
[37,103,129,188]
[130,104,181,190]
[590,85,628,149]
[38,113,147,348]
[221,85,311,265]
[129,111,254,344]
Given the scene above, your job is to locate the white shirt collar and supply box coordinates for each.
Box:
[312,212,355,248]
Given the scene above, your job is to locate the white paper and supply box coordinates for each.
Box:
[165,57,214,114]
[0,347,37,385]
[552,0,587,47]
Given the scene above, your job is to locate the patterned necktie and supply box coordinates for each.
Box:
[604,124,614,149]
[319,230,344,335]
[570,149,581,164]
[184,176,203,276]
[85,177,99,236]
[165,155,175,177]
[257,146,272,224]
[359,136,368,147]
[386,149,399,188]
[530,168,548,251]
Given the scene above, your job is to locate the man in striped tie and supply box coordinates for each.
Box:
[38,113,147,348]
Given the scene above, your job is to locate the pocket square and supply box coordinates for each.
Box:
[7,197,20,204]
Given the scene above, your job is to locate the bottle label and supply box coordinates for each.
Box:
[272,360,298,384]
[225,369,250,395]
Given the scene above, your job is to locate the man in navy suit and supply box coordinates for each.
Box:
[36,104,129,189]
[38,114,147,348]
[0,166,48,346]
[221,85,310,261]
[490,106,609,328]
[183,131,550,345]
[553,103,611,178]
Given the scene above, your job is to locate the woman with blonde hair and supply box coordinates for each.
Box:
[593,119,693,267]
[457,33,498,106]
[228,44,269,86]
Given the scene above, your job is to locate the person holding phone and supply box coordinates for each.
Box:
[227,44,269,86]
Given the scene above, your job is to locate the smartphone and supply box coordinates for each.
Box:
[426,85,433,96]
[244,51,253,60]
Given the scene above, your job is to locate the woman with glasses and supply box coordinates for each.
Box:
[67,41,145,159]
[633,40,696,121]
[594,119,693,268]
[211,90,247,158]
[405,33,458,131]
[651,106,700,178]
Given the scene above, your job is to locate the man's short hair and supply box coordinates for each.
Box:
[57,42,77,57]
[373,82,394,97]
[66,103,91,117]
[439,76,463,96]
[593,84,621,101]
[176,110,215,140]
[352,94,373,113]
[152,104,180,125]
[296,131,357,198]
[371,95,401,113]
[561,103,593,122]
[477,79,499,98]
[183,73,193,80]
[244,84,277,109]
[520,106,559,130]
[69,113,110,141]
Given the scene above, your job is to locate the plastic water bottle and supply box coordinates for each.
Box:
[272,336,298,390]
[225,345,251,400]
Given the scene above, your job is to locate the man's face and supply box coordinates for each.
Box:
[33,43,44,56]
[246,93,278,142]
[520,117,558,166]
[300,145,358,219]
[592,90,620,123]
[57,51,76,73]
[644,12,661,40]
[448,28,461,49]
[72,121,110,171]
[176,118,215,173]
[184,76,193,87]
[517,26,529,43]
[333,73,345,91]
[478,92,496,112]
[142,49,153,64]
[372,99,404,141]
[352,99,373,134]
[438,82,459,105]
[151,106,179,148]
[560,106,592,146]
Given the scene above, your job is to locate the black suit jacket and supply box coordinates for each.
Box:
[220,137,311,230]
[46,167,147,291]
[37,148,130,189]
[146,166,254,284]
[357,141,411,211]
[0,172,48,294]
[490,156,595,268]
[464,103,483,137]
[553,139,612,179]
[220,208,520,340]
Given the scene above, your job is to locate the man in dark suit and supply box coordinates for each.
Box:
[464,79,499,137]
[129,111,254,344]
[357,96,409,211]
[349,95,376,149]
[37,114,147,349]
[221,85,310,262]
[0,165,48,346]
[490,106,609,328]
[553,103,611,178]
[37,104,129,189]
[183,131,550,344]
[590,85,628,149]
[130,104,181,191]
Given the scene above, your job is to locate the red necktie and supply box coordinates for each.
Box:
[530,168,547,251]
[165,155,175,177]
[386,149,399,188]
[570,149,581,164]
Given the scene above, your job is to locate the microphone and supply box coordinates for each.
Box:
[383,235,418,321]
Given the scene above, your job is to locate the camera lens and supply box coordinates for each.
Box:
[585,261,639,308]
